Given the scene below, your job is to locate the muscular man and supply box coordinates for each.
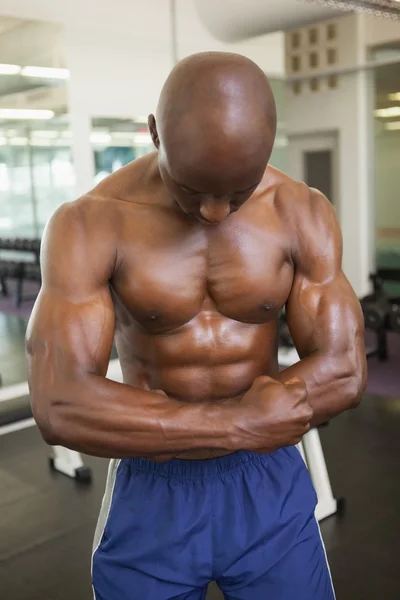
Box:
[26,52,366,600]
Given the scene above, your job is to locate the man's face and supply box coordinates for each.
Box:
[152,115,273,226]
[159,164,262,226]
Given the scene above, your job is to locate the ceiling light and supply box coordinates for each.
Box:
[0,64,21,75]
[111,132,135,140]
[54,138,72,146]
[133,132,152,145]
[90,132,112,145]
[388,92,400,101]
[31,130,59,138]
[0,109,54,120]
[61,131,73,139]
[0,137,6,146]
[10,137,28,146]
[385,121,400,130]
[134,116,148,124]
[374,106,400,118]
[31,139,53,146]
[21,66,69,80]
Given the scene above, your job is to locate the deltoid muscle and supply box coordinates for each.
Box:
[303,0,400,19]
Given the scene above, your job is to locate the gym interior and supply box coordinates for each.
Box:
[0,1,400,599]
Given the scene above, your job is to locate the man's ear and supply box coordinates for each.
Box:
[148,114,160,149]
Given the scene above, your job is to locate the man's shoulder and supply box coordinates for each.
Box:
[51,153,161,237]
[91,151,160,205]
[266,166,332,224]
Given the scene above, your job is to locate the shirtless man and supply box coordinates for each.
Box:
[26,52,366,600]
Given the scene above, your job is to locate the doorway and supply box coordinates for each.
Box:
[287,132,339,211]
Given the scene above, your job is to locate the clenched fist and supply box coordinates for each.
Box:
[233,376,313,453]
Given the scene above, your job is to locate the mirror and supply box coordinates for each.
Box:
[0,16,74,239]
[91,117,153,184]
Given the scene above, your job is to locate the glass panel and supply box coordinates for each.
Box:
[0,16,74,240]
[91,117,154,184]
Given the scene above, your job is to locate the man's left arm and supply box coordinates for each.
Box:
[275,187,367,426]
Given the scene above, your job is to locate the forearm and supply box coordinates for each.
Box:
[276,351,366,426]
[36,375,237,458]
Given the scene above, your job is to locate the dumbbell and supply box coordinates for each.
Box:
[361,292,391,331]
[390,297,400,333]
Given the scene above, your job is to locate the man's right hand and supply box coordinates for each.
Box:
[235,376,313,453]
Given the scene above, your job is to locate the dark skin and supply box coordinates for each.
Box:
[26,52,367,461]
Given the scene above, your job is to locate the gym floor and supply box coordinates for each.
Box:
[1,314,400,599]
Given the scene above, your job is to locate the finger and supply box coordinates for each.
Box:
[153,389,168,397]
[285,377,304,386]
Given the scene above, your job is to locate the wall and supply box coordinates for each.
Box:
[365,14,400,48]
[284,14,375,296]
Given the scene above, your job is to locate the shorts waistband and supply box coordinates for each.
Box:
[126,451,271,480]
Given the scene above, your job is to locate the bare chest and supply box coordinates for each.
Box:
[112,218,293,332]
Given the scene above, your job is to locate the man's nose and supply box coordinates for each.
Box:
[200,197,231,223]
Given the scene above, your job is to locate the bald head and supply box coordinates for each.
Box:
[149,52,277,224]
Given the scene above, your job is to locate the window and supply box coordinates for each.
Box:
[310,78,319,92]
[292,81,302,95]
[310,52,319,68]
[327,48,337,65]
[292,55,301,73]
[328,74,338,89]
[327,23,336,40]
[309,28,318,44]
[292,32,300,49]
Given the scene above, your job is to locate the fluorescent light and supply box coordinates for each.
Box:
[374,106,400,118]
[90,132,111,144]
[21,66,69,80]
[10,137,28,146]
[111,131,135,140]
[0,109,54,120]
[0,137,6,146]
[31,130,59,138]
[388,92,400,101]
[0,64,21,75]
[132,132,152,145]
[54,138,72,146]
[31,139,53,146]
[61,131,73,139]
[385,121,400,131]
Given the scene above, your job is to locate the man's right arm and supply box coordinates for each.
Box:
[26,200,236,459]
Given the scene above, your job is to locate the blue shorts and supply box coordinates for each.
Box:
[92,447,335,599]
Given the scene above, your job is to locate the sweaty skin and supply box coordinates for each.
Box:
[26,52,366,461]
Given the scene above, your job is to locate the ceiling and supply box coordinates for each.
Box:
[195,0,344,41]
[0,16,65,110]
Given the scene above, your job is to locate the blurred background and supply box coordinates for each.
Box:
[0,1,399,599]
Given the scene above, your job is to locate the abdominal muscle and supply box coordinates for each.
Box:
[114,298,280,459]
[123,346,276,461]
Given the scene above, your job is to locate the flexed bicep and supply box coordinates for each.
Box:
[26,200,116,433]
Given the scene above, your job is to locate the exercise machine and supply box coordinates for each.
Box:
[0,381,92,482]
[278,346,344,522]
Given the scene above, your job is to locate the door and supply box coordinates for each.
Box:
[287,132,339,211]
